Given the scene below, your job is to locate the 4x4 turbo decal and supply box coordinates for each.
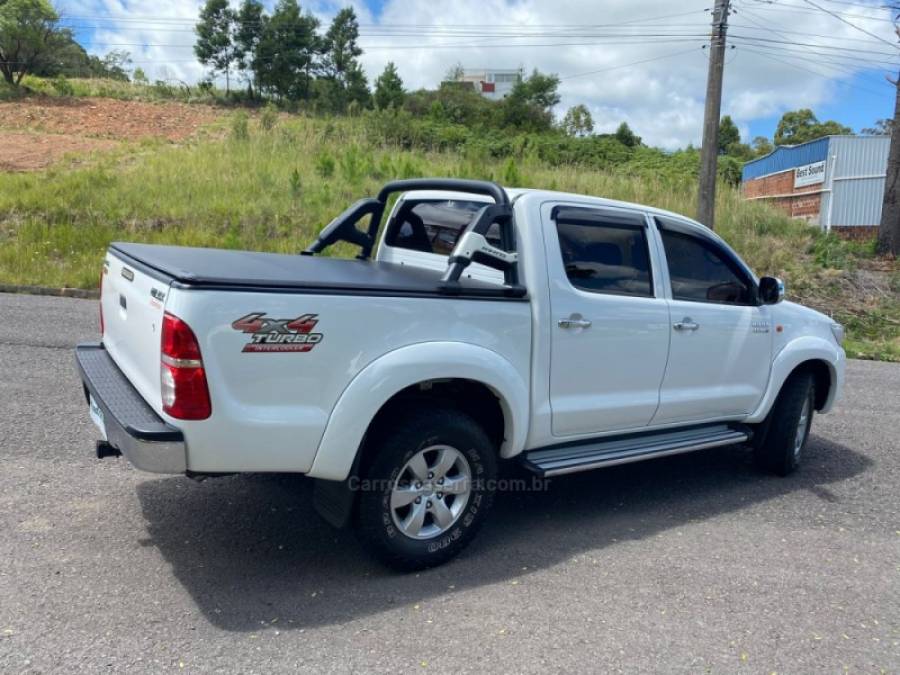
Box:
[231,313,324,353]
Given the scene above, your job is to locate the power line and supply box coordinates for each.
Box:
[745,0,897,22]
[0,39,709,66]
[731,21,896,42]
[728,32,898,54]
[815,0,895,7]
[738,40,897,90]
[559,47,703,80]
[63,25,715,37]
[730,36,900,64]
[53,8,710,28]
[740,45,893,95]
[732,2,895,43]
[800,0,899,46]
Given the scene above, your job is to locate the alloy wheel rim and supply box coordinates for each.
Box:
[390,445,472,540]
[794,397,811,459]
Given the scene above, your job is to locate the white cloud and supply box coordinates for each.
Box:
[60,0,898,149]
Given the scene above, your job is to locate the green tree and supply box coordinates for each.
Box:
[344,64,370,109]
[374,61,404,109]
[28,31,131,81]
[195,0,236,93]
[501,69,560,131]
[0,0,66,87]
[234,0,265,97]
[752,135,774,157]
[774,108,852,145]
[862,118,893,136]
[615,122,641,148]
[254,0,320,101]
[320,8,368,111]
[323,8,361,80]
[562,104,594,137]
[132,67,148,84]
[444,62,464,82]
[718,115,740,154]
[99,49,131,80]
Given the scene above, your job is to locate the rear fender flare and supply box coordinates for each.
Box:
[308,341,529,481]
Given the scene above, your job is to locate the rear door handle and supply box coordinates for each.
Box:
[559,316,592,329]
[673,318,699,331]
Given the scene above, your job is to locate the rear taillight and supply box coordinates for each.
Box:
[160,312,211,420]
[99,267,105,336]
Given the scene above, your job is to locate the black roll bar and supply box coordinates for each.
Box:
[303,178,522,294]
[375,178,510,206]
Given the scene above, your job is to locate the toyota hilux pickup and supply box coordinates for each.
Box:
[76,178,846,570]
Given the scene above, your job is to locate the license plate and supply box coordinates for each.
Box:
[89,394,107,441]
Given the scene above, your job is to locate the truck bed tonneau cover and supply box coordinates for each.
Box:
[110,242,524,299]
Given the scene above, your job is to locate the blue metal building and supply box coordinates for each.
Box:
[742,136,890,235]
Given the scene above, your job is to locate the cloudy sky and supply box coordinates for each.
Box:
[59,0,898,149]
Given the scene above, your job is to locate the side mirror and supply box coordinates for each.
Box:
[759,276,785,305]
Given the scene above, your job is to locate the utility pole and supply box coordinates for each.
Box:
[697,0,731,230]
[877,16,900,256]
[877,70,900,256]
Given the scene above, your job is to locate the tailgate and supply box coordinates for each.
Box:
[101,251,170,413]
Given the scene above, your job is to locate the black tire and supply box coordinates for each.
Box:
[753,372,815,476]
[356,407,497,571]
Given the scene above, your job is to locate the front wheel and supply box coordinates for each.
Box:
[356,408,497,571]
[753,372,815,476]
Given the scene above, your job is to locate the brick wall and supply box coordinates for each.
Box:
[742,169,822,226]
[742,170,795,198]
[743,171,878,239]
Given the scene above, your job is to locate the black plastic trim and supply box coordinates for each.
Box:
[75,343,183,443]
[167,279,528,300]
[376,178,509,206]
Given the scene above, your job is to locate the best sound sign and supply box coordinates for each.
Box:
[794,160,826,188]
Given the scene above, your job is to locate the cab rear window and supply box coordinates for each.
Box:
[386,200,502,255]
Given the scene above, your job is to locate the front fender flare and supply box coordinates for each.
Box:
[307,342,530,481]
[745,336,844,423]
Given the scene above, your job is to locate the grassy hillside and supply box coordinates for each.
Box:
[0,105,897,360]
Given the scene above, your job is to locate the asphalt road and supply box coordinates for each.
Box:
[0,292,897,674]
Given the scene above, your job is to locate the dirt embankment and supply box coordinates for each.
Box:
[0,97,220,171]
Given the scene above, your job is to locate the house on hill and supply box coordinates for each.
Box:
[445,68,522,100]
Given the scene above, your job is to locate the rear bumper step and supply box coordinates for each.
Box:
[522,424,750,477]
[75,343,186,474]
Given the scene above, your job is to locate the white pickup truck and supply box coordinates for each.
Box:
[76,178,846,569]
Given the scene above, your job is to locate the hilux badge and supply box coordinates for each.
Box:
[232,313,324,353]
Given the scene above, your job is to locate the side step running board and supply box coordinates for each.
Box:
[522,424,751,477]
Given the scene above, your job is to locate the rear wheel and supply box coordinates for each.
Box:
[356,408,497,571]
[753,372,815,476]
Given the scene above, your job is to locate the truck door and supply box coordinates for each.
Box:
[544,205,671,437]
[651,216,773,424]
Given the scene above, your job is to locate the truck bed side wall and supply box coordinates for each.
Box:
[162,289,532,473]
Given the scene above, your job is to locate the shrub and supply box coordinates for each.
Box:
[260,103,278,132]
[289,168,302,199]
[315,152,335,179]
[52,75,75,97]
[231,111,250,141]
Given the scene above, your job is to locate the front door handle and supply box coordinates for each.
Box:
[673,317,699,332]
[559,315,592,329]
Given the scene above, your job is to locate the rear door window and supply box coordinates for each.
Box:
[554,208,654,298]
